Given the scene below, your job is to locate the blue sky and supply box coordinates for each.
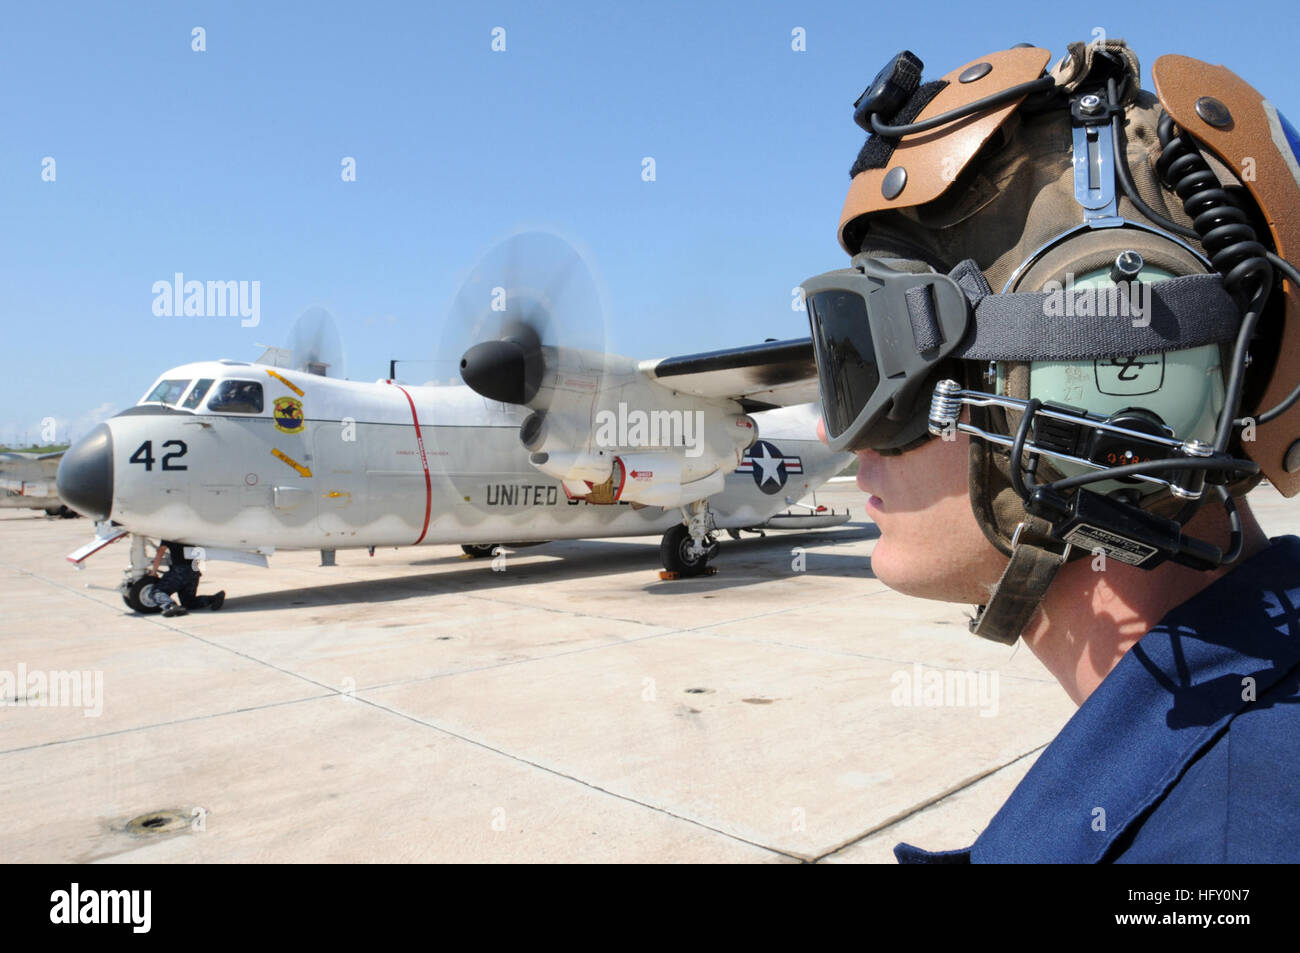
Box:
[2,0,1297,445]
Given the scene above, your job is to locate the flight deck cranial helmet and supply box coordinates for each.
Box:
[801,39,1300,643]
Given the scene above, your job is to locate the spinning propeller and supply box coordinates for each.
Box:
[431,230,612,519]
[286,306,347,378]
[441,229,607,411]
[259,306,349,378]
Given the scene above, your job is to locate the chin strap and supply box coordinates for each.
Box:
[970,517,1071,644]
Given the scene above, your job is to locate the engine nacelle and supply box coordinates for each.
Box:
[612,452,725,508]
[521,388,759,506]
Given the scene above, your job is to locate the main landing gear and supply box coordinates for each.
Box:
[660,500,719,577]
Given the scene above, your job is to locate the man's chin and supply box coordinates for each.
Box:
[870,538,940,599]
[869,535,989,604]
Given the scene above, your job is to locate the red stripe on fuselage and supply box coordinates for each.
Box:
[390,382,432,545]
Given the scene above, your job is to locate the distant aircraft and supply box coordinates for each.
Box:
[0,450,76,517]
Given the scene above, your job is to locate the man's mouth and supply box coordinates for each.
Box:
[855,468,884,509]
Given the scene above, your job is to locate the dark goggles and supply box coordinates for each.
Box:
[801,256,971,453]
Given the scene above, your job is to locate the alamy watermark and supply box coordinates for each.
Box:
[593,402,705,457]
[890,662,999,717]
[1,663,103,717]
[50,883,150,933]
[1042,273,1154,328]
[152,273,260,327]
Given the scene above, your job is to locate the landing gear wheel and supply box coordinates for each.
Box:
[661,524,716,577]
[461,543,497,558]
[124,575,164,614]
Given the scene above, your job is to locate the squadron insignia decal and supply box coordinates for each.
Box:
[273,397,305,434]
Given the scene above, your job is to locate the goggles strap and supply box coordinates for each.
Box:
[945,261,1239,362]
[969,517,1068,644]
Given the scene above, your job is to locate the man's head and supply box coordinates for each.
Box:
[804,39,1300,642]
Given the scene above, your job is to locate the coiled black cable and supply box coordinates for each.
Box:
[1153,113,1274,456]
[1155,114,1273,305]
[1108,74,1290,446]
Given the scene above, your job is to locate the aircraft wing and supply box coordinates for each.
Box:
[639,337,820,412]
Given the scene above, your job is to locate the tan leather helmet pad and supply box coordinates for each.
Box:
[838,47,1052,254]
[1154,54,1300,497]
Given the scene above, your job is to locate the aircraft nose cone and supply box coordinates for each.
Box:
[460,339,530,404]
[57,423,114,520]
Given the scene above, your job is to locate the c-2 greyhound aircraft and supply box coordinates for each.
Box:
[55,236,852,613]
[1,450,74,516]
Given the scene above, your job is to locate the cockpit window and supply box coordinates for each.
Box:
[143,379,191,406]
[207,380,264,414]
[181,379,214,410]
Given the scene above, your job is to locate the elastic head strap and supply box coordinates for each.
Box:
[970,517,1070,644]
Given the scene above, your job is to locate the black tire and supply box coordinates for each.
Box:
[660,524,715,577]
[461,543,497,558]
[124,575,164,614]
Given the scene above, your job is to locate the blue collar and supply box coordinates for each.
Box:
[896,535,1300,864]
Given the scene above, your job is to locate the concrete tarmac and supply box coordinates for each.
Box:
[3,481,1296,863]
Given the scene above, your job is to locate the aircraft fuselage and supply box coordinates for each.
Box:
[58,360,848,554]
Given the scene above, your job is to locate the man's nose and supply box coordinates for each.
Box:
[816,415,827,446]
[57,423,114,520]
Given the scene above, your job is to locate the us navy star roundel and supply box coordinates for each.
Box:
[736,440,803,494]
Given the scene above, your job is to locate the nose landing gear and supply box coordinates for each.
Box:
[119,535,223,614]
[124,573,165,614]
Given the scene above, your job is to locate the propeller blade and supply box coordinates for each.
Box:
[286,306,347,378]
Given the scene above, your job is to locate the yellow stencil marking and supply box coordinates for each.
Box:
[266,368,305,396]
[271,448,312,477]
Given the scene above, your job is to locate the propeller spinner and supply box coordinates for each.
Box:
[459,317,544,405]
